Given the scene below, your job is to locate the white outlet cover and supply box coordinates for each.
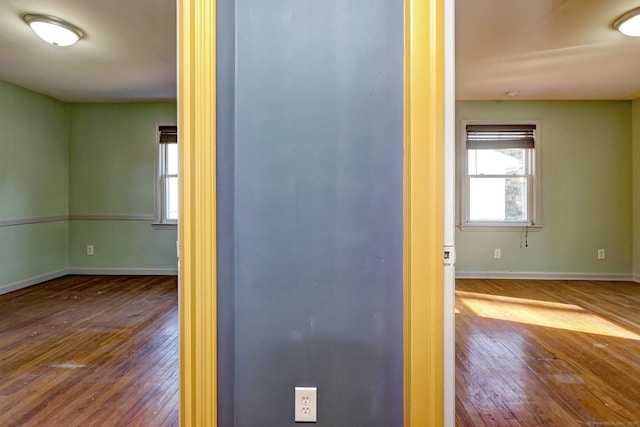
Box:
[295,387,317,422]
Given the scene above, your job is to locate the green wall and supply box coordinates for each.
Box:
[0,80,177,291]
[68,103,177,271]
[3,80,639,288]
[0,81,68,289]
[456,101,633,277]
[68,220,177,270]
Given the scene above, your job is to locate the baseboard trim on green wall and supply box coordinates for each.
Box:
[1,268,178,296]
[456,271,633,281]
[67,267,178,276]
[0,269,68,296]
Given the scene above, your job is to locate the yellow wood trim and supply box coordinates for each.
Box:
[404,0,445,425]
[178,0,217,425]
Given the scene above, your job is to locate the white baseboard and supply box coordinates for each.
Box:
[67,268,178,276]
[456,271,634,281]
[0,268,178,295]
[0,269,68,296]
[6,268,632,296]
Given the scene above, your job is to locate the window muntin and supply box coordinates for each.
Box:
[461,122,540,228]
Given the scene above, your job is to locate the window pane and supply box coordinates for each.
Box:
[167,144,179,175]
[165,176,179,220]
[468,148,526,175]
[469,177,528,221]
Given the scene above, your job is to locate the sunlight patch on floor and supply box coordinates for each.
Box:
[457,290,640,340]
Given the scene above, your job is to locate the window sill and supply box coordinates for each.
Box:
[152,222,177,230]
[459,223,543,232]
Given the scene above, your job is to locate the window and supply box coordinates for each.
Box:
[460,122,540,229]
[156,125,178,226]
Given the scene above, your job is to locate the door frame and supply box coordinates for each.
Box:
[177,0,448,424]
[178,0,218,425]
[403,0,445,425]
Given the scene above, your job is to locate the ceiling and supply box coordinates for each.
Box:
[0,0,639,102]
[0,0,176,102]
[457,0,640,100]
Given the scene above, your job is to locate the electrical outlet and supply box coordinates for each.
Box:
[87,245,94,256]
[295,387,317,422]
[494,248,501,259]
[597,249,605,260]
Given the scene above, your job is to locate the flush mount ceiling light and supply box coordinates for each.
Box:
[613,7,640,37]
[23,14,84,46]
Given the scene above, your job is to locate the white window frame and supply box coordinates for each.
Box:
[153,123,178,229]
[459,120,542,231]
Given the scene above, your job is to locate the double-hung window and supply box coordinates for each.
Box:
[156,125,178,225]
[461,122,540,229]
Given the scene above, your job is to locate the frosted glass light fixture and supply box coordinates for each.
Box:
[613,7,640,37]
[23,14,84,46]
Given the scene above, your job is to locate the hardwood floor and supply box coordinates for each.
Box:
[456,278,640,426]
[0,275,178,427]
[10,275,639,425]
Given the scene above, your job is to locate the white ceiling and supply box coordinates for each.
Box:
[0,0,176,102]
[457,0,640,100]
[1,0,639,102]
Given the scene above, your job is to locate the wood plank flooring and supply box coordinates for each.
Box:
[456,278,640,426]
[0,275,178,427]
[9,275,638,426]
